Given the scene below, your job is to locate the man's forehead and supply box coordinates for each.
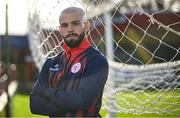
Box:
[59,12,82,23]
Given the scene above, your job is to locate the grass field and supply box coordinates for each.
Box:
[10,91,180,117]
[12,93,47,118]
[102,90,180,117]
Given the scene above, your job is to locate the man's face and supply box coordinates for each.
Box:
[59,11,87,48]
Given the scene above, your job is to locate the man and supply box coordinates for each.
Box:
[30,7,109,117]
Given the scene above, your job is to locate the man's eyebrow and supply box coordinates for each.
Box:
[60,20,81,24]
[60,22,67,25]
[71,20,81,23]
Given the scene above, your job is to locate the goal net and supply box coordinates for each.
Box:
[27,0,180,115]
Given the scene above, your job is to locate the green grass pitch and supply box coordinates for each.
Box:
[9,90,180,117]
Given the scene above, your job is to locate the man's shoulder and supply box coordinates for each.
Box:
[86,46,108,63]
[44,51,64,65]
[87,46,104,56]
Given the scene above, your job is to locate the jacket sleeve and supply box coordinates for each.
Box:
[30,55,109,116]
[30,59,60,115]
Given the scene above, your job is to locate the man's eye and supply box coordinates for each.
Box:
[61,24,68,27]
[72,22,80,26]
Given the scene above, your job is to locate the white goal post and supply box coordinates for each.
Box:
[27,0,180,115]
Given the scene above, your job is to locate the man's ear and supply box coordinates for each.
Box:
[85,20,91,32]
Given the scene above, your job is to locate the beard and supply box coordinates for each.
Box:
[63,31,85,48]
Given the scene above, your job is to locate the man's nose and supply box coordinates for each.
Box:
[67,24,73,32]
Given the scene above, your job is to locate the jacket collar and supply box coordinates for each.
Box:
[63,38,90,61]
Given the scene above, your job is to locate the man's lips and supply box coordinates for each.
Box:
[66,33,78,38]
[67,35,77,38]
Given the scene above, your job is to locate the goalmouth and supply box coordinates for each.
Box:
[27,0,180,116]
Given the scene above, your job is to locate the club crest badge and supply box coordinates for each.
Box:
[71,62,81,73]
